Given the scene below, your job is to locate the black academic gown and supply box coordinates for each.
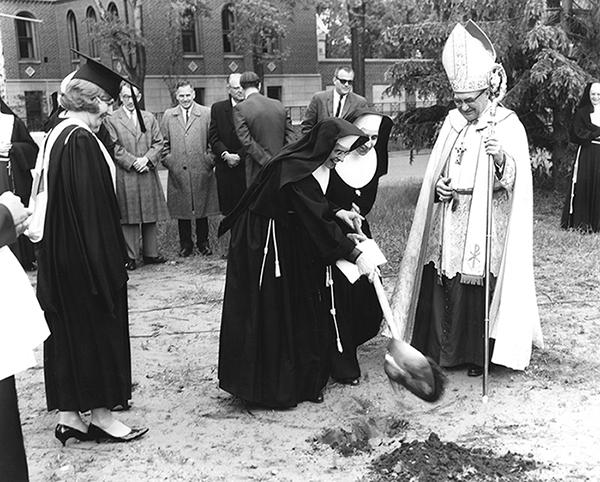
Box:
[0,102,38,270]
[218,119,368,408]
[37,125,131,412]
[325,111,393,381]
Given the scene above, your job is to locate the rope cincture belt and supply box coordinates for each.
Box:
[326,265,343,353]
[258,218,281,290]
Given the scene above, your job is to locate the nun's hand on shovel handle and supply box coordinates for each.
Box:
[336,209,364,231]
[355,251,378,282]
[347,232,367,244]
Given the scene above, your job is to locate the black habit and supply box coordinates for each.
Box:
[325,110,393,381]
[218,119,368,408]
[0,98,38,270]
[561,101,600,232]
[37,124,131,411]
[209,98,247,215]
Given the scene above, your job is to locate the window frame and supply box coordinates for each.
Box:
[15,11,38,61]
[221,3,236,54]
[67,10,80,61]
[180,7,200,55]
[85,7,98,58]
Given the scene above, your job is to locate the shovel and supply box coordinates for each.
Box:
[372,276,446,403]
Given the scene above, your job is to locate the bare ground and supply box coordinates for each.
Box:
[15,183,600,481]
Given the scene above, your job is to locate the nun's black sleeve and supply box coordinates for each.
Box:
[286,175,357,265]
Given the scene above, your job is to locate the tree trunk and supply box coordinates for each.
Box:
[252,33,264,94]
[348,0,365,96]
[551,106,572,188]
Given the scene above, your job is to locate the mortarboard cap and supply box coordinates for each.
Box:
[70,49,146,132]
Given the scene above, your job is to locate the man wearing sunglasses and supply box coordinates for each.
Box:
[301,66,368,135]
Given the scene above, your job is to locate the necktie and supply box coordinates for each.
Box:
[335,94,346,117]
[185,108,189,124]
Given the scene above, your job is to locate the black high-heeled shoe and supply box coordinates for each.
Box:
[88,423,148,443]
[54,424,91,446]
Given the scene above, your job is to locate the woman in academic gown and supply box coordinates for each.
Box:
[0,97,39,270]
[562,81,600,231]
[36,53,147,444]
[218,118,379,408]
[325,111,393,385]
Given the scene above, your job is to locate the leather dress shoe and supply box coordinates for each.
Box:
[198,244,212,256]
[88,423,149,443]
[467,365,483,377]
[178,247,193,257]
[336,377,360,386]
[309,391,324,404]
[125,258,136,271]
[143,255,167,265]
[55,424,91,446]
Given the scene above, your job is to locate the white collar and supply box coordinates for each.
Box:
[335,148,377,188]
[312,164,331,194]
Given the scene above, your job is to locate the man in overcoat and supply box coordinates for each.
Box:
[161,81,219,257]
[105,82,168,270]
[209,73,246,215]
[300,66,368,135]
[233,71,295,185]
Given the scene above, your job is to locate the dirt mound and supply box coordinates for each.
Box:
[312,415,410,457]
[366,432,538,481]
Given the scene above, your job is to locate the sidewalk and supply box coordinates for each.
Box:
[158,149,431,193]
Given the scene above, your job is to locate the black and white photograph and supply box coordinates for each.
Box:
[0,0,599,480]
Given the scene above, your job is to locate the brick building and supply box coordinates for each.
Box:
[0,0,409,128]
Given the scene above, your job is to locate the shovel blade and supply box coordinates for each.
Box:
[384,338,446,403]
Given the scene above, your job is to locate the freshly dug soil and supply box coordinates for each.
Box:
[367,432,538,481]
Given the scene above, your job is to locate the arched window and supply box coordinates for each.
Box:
[221,4,235,53]
[15,11,38,59]
[107,2,119,19]
[181,8,199,54]
[67,11,80,60]
[86,7,98,58]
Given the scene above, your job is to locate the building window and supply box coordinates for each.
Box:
[25,91,44,130]
[181,8,199,54]
[86,7,98,58]
[15,11,37,60]
[267,86,282,101]
[262,35,280,55]
[194,87,205,106]
[222,4,235,53]
[107,2,119,19]
[67,11,80,60]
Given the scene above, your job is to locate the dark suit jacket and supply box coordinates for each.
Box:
[233,92,295,185]
[300,90,368,135]
[209,98,247,215]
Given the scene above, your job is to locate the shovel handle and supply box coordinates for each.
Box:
[372,276,401,340]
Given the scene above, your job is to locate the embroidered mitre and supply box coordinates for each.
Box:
[442,20,496,93]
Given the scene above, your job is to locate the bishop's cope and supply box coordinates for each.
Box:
[390,20,544,379]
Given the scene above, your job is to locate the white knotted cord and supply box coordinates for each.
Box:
[326,266,343,353]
